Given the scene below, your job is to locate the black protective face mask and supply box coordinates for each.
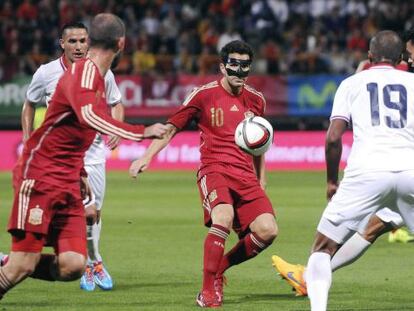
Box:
[111,50,122,69]
[224,57,252,78]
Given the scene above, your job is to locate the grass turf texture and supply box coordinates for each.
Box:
[0,171,413,310]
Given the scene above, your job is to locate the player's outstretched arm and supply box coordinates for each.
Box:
[325,119,347,199]
[129,123,178,179]
[69,68,167,141]
[21,100,36,143]
[76,102,147,141]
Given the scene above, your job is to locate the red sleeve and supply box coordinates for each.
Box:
[168,88,201,129]
[68,61,145,141]
[260,94,266,116]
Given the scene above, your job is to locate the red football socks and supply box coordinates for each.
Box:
[218,232,269,274]
[202,224,229,292]
[0,268,14,299]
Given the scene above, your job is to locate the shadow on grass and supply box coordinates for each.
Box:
[114,281,193,290]
[224,292,308,304]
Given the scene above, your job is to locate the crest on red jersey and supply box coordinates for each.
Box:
[28,205,43,225]
[244,111,254,118]
[208,190,218,203]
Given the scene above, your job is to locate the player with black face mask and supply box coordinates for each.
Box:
[223,57,252,78]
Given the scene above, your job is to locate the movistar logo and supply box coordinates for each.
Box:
[298,81,338,109]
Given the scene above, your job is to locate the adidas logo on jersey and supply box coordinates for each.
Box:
[230,104,239,111]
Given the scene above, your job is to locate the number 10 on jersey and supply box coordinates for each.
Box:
[211,107,224,127]
[367,83,407,129]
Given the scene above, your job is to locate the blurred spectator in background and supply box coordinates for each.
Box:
[2,0,414,81]
[217,23,242,52]
[160,8,180,54]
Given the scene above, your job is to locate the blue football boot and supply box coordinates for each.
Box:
[93,262,113,290]
[80,264,95,291]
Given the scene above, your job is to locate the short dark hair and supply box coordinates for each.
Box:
[89,13,125,51]
[369,30,403,64]
[60,22,88,38]
[402,28,414,44]
[220,40,254,63]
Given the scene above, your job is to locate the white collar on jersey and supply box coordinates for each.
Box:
[59,56,68,71]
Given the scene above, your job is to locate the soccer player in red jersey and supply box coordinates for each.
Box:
[0,13,167,299]
[130,40,278,308]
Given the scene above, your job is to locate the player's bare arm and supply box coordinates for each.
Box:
[80,175,93,204]
[21,99,36,143]
[107,102,125,150]
[253,155,267,190]
[129,123,178,178]
[325,119,347,200]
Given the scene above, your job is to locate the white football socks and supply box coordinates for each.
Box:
[331,232,371,272]
[86,220,103,263]
[307,252,331,311]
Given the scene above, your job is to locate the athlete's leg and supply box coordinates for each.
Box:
[84,163,105,263]
[55,251,86,281]
[203,204,233,292]
[330,214,392,272]
[0,232,86,298]
[307,231,340,311]
[218,193,276,275]
[274,213,397,297]
[85,202,98,261]
[0,251,41,298]
[218,213,277,275]
[197,203,232,307]
[250,213,278,242]
[83,163,113,290]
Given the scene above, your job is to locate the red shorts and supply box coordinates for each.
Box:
[8,178,86,255]
[197,171,275,237]
[12,156,23,194]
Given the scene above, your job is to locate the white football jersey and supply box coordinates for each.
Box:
[331,64,414,174]
[26,56,122,165]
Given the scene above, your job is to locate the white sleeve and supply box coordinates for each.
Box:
[330,79,351,123]
[104,70,122,106]
[26,66,46,105]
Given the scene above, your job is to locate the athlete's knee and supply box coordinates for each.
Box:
[250,214,278,242]
[57,252,86,281]
[255,220,278,242]
[362,215,392,243]
[85,205,97,225]
[311,232,339,256]
[211,204,234,229]
[4,252,40,280]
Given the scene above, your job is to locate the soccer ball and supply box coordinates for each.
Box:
[234,116,274,156]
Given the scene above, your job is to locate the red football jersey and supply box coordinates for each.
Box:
[20,59,144,186]
[168,80,266,177]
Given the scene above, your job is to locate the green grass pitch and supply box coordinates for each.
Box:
[0,171,413,310]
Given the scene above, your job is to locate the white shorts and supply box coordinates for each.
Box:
[84,162,106,210]
[354,207,404,234]
[318,170,414,243]
[374,208,404,228]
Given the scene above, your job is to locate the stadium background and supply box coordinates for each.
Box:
[2,0,411,171]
